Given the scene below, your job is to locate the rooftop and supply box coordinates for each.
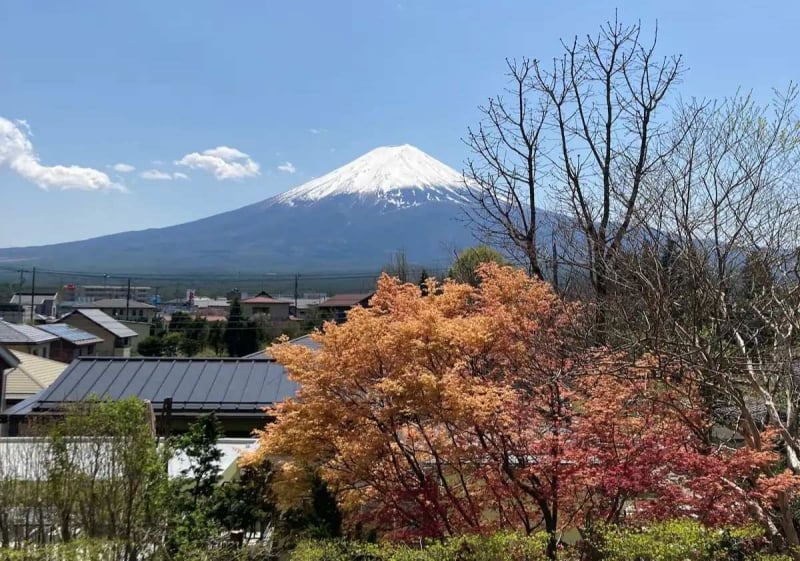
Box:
[241,291,284,304]
[75,298,156,309]
[62,309,139,339]
[4,350,68,400]
[10,293,58,306]
[37,323,104,346]
[318,293,375,308]
[244,333,321,359]
[0,321,59,344]
[6,357,299,416]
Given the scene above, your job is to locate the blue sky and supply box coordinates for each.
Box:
[1,0,798,246]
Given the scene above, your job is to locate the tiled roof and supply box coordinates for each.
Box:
[5,350,68,400]
[0,321,59,344]
[9,357,299,415]
[63,309,139,339]
[37,323,104,346]
[318,293,374,308]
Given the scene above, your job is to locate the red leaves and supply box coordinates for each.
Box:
[250,265,797,540]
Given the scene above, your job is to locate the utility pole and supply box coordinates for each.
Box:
[29,267,36,324]
[125,277,131,321]
[294,273,299,310]
[17,269,24,293]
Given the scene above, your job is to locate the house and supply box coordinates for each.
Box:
[61,309,139,357]
[2,350,67,409]
[0,320,58,358]
[10,292,59,319]
[62,298,157,321]
[240,292,291,321]
[273,294,328,320]
[317,292,374,323]
[193,297,230,318]
[37,324,104,363]
[2,356,300,437]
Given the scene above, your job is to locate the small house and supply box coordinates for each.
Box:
[60,309,139,357]
[241,292,290,321]
[0,321,58,358]
[317,292,374,323]
[37,323,104,363]
[63,298,157,322]
[10,293,59,319]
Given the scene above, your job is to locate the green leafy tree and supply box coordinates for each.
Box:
[169,414,224,552]
[178,336,201,357]
[137,335,164,357]
[162,332,184,356]
[447,245,507,286]
[208,321,227,356]
[225,298,246,357]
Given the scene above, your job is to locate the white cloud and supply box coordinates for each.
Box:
[309,128,321,135]
[112,163,136,173]
[140,169,173,180]
[140,169,188,181]
[277,161,296,174]
[175,145,260,180]
[0,117,122,191]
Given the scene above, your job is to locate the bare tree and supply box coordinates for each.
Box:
[465,58,549,281]
[465,18,685,320]
[613,88,800,554]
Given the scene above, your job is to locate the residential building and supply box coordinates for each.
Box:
[273,294,328,320]
[37,324,104,363]
[193,297,230,318]
[240,292,291,321]
[2,356,299,437]
[0,321,58,358]
[317,292,374,323]
[10,292,59,319]
[62,284,152,303]
[2,350,67,408]
[62,298,157,321]
[60,309,139,357]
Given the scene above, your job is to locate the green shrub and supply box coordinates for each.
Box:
[600,520,792,561]
[289,532,551,561]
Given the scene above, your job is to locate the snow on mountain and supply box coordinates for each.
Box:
[0,144,484,272]
[271,144,469,207]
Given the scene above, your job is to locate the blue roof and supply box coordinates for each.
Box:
[38,323,104,345]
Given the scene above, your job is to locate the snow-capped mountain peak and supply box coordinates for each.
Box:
[271,144,469,207]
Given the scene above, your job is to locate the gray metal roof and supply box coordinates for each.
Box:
[0,321,59,344]
[64,309,139,338]
[37,323,104,346]
[11,357,299,415]
[244,333,321,359]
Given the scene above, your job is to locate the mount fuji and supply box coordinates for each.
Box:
[0,145,481,273]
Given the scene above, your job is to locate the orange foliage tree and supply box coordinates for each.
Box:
[249,265,797,556]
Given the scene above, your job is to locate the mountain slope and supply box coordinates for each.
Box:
[0,145,483,273]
